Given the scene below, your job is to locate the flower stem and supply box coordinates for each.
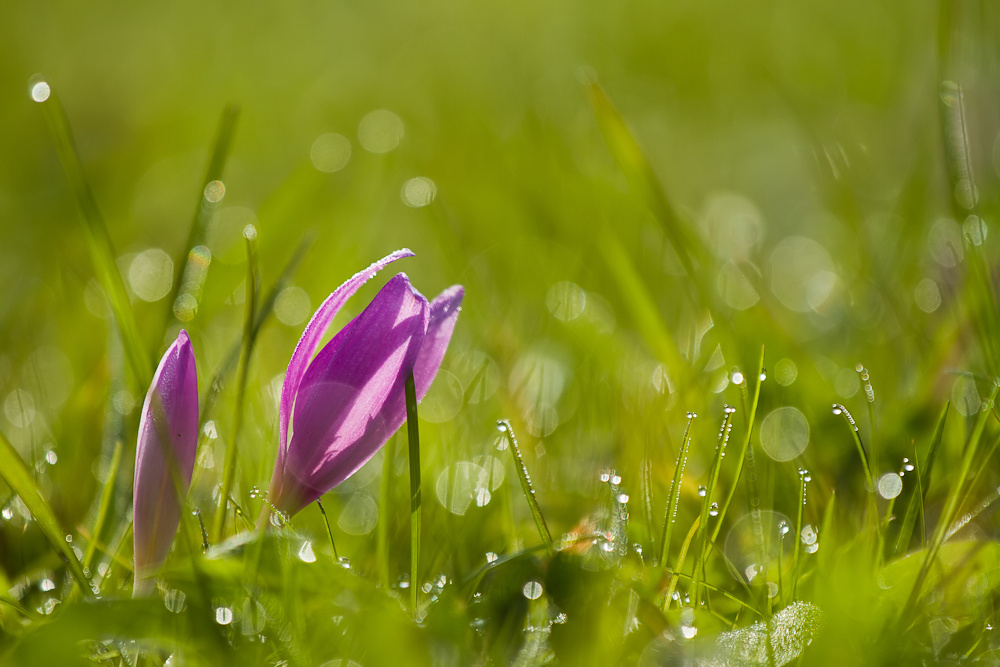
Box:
[405,373,421,618]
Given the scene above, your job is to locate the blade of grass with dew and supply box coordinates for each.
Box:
[167,104,240,325]
[893,403,949,557]
[951,429,1000,537]
[35,82,151,387]
[658,413,694,567]
[200,232,314,420]
[378,435,396,590]
[710,347,765,546]
[405,373,422,616]
[857,365,878,475]
[0,428,91,594]
[497,419,554,555]
[665,566,762,618]
[98,523,133,595]
[662,516,699,611]
[213,226,259,541]
[692,405,736,605]
[906,382,998,617]
[831,403,880,542]
[789,468,808,603]
[83,439,123,571]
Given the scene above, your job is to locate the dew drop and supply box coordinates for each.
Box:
[297,540,316,563]
[522,581,543,600]
[697,486,707,497]
[215,606,234,625]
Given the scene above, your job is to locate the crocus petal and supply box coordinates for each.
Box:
[133,330,198,589]
[274,274,429,514]
[278,249,414,458]
[413,286,464,400]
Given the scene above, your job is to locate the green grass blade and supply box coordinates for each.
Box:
[35,81,151,387]
[658,413,694,567]
[893,403,949,557]
[201,232,314,420]
[378,435,396,589]
[316,499,339,559]
[212,226,259,541]
[663,515,699,611]
[692,405,736,604]
[0,428,91,594]
[497,419,554,555]
[600,232,685,375]
[711,347,765,545]
[906,383,998,615]
[789,468,808,602]
[167,104,240,324]
[83,439,123,570]
[583,76,709,283]
[405,373,422,616]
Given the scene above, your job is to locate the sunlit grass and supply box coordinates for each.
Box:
[3,0,1000,664]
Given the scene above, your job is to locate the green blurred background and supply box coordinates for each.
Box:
[3,0,1000,663]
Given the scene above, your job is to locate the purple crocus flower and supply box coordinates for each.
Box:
[266,249,463,517]
[133,330,198,595]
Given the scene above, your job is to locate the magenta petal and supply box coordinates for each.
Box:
[278,249,414,457]
[414,286,464,400]
[275,274,429,513]
[133,330,199,585]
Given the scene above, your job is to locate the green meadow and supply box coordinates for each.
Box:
[2,0,1000,664]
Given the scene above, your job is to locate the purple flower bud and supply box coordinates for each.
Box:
[267,250,463,517]
[133,330,198,594]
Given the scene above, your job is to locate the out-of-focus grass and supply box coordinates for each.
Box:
[2,0,1000,664]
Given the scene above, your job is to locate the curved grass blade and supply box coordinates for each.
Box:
[658,413,694,567]
[201,232,314,420]
[212,226,259,541]
[663,515,699,611]
[692,405,736,604]
[497,419,554,555]
[600,232,685,375]
[710,347,765,545]
[35,80,151,387]
[905,383,999,617]
[583,76,709,284]
[0,428,91,594]
[83,439,123,570]
[405,373,422,616]
[167,104,240,324]
[894,403,949,557]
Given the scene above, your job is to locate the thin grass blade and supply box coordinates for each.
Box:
[201,232,314,420]
[167,104,240,324]
[497,419,554,555]
[0,428,91,594]
[83,439,123,570]
[658,413,694,567]
[906,383,998,615]
[35,81,151,387]
[405,373,422,616]
[710,347,765,545]
[212,226,259,541]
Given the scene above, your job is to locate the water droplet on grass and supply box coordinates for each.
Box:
[522,581,543,600]
[215,606,234,625]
